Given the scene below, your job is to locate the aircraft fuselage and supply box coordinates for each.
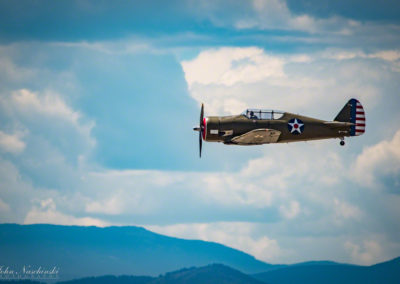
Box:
[204,112,350,144]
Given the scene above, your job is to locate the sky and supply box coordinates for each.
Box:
[0,0,400,266]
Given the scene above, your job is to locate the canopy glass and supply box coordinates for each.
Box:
[241,109,284,120]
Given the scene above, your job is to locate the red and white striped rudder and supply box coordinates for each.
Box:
[351,99,366,136]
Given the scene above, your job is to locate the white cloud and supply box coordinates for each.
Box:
[147,222,283,262]
[44,143,348,228]
[78,163,286,218]
[0,130,26,154]
[181,47,284,87]
[12,89,79,121]
[0,88,97,191]
[345,240,383,265]
[369,50,400,62]
[279,200,300,219]
[0,198,10,212]
[200,172,274,208]
[10,89,94,142]
[0,57,35,82]
[181,47,393,116]
[52,40,152,55]
[85,196,125,215]
[333,198,362,222]
[192,0,365,36]
[239,0,320,33]
[352,129,400,188]
[82,169,180,215]
[0,89,96,154]
[76,142,351,225]
[188,0,400,51]
[0,158,39,223]
[84,187,156,216]
[24,198,108,227]
[321,49,400,63]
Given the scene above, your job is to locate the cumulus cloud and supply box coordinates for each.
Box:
[0,88,96,190]
[279,200,300,219]
[370,50,400,62]
[24,198,108,227]
[333,198,362,223]
[76,166,278,223]
[0,57,36,82]
[181,47,396,116]
[181,47,285,87]
[83,170,174,215]
[186,0,400,51]
[188,0,369,36]
[345,240,383,265]
[321,49,400,63]
[0,198,10,212]
[147,222,283,262]
[0,89,95,151]
[7,89,95,146]
[0,130,25,154]
[12,89,79,120]
[71,142,354,228]
[0,158,37,222]
[200,172,274,208]
[352,129,400,189]
[238,0,350,34]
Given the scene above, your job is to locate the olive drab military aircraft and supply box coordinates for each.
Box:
[193,98,366,157]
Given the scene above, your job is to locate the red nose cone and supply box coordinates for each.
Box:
[202,117,207,140]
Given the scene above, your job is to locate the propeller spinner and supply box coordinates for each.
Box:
[193,103,204,158]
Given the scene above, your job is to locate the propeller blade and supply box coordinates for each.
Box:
[200,103,204,127]
[199,130,202,158]
[199,103,204,158]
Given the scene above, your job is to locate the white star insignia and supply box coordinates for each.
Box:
[288,119,304,134]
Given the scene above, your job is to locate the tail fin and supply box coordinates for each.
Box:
[334,98,366,136]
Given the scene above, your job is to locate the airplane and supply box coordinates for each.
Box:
[193,98,365,157]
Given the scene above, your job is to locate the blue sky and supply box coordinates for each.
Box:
[0,0,400,266]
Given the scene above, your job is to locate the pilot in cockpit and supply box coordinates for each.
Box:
[249,111,258,119]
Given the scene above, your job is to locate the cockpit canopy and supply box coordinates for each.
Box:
[241,109,284,120]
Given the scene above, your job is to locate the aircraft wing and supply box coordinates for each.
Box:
[231,129,281,145]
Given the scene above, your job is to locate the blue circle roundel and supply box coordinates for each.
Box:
[287,118,304,135]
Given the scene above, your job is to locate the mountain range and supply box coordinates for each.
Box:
[0,224,399,283]
[0,224,270,280]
